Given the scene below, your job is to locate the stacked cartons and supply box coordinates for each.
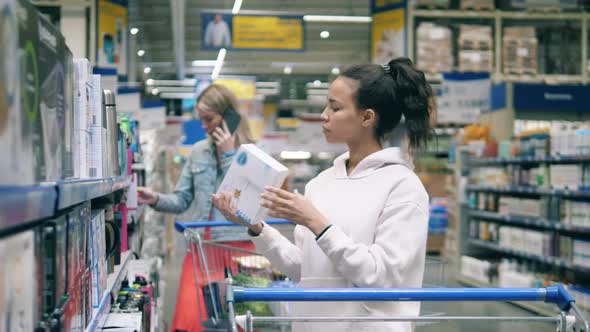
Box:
[416,23,453,73]
[458,25,493,72]
[503,27,538,75]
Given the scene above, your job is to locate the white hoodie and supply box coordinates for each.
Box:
[251,147,429,332]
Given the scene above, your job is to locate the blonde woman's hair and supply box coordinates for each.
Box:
[196,84,255,147]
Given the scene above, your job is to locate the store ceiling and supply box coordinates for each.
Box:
[129,0,370,79]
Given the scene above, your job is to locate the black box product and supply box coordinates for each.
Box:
[38,13,66,181]
[0,0,34,185]
[16,0,44,182]
[42,221,57,317]
[0,230,38,331]
[79,201,91,270]
[67,206,81,292]
[63,47,75,179]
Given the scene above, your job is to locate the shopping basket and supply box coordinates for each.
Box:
[175,220,448,331]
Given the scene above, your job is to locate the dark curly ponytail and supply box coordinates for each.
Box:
[341,57,433,149]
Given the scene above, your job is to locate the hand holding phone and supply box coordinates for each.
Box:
[212,120,236,154]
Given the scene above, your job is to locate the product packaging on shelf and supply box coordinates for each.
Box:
[63,47,75,179]
[88,74,103,178]
[0,0,34,185]
[38,13,66,181]
[74,58,93,179]
[90,209,107,308]
[17,0,44,183]
[41,215,68,320]
[458,25,493,73]
[0,230,37,331]
[217,144,289,225]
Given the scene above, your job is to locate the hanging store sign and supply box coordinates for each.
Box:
[437,73,491,124]
[96,0,128,80]
[371,0,406,64]
[201,12,304,51]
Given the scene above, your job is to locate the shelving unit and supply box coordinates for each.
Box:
[85,251,133,332]
[0,176,130,237]
[468,209,590,234]
[407,8,590,84]
[466,184,590,199]
[469,155,590,166]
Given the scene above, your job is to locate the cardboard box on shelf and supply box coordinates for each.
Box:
[38,13,66,181]
[503,27,538,75]
[88,74,103,178]
[0,230,37,331]
[74,58,93,179]
[0,0,34,185]
[63,47,75,179]
[17,0,44,182]
[416,23,453,73]
[460,0,495,10]
[217,144,289,225]
[458,25,493,73]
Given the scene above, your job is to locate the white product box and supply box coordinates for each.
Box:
[0,231,36,331]
[88,74,103,178]
[550,165,580,190]
[74,58,92,178]
[217,144,289,224]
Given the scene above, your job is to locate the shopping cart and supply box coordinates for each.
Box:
[227,285,590,332]
[175,220,449,331]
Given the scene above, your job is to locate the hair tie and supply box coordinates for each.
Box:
[381,64,391,74]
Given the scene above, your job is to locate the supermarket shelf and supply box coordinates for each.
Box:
[0,185,57,235]
[468,209,590,235]
[468,239,590,273]
[85,251,133,332]
[57,175,130,210]
[411,9,585,20]
[470,155,590,166]
[456,275,557,317]
[466,184,590,199]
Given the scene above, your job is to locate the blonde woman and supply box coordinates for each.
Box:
[137,84,255,331]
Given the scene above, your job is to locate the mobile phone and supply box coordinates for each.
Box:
[223,107,241,134]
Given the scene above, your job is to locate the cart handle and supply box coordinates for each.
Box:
[174,219,292,233]
[230,285,575,311]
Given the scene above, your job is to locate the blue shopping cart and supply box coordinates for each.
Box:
[175,220,585,331]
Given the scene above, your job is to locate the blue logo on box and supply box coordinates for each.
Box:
[237,152,248,165]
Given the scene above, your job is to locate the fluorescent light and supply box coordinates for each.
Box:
[280,151,312,160]
[143,67,152,74]
[283,66,292,74]
[313,80,321,87]
[130,28,139,35]
[320,30,330,39]
[303,15,372,23]
[146,79,155,86]
[137,50,145,57]
[232,0,243,14]
[211,48,227,79]
[152,88,159,95]
[331,67,340,75]
[192,60,217,67]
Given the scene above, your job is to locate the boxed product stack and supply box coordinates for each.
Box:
[508,0,579,11]
[550,164,584,190]
[573,240,590,268]
[503,27,538,75]
[460,0,495,10]
[89,210,107,308]
[88,75,104,178]
[416,23,453,73]
[458,25,493,73]
[460,255,492,284]
[562,200,590,227]
[498,226,555,256]
[498,196,542,217]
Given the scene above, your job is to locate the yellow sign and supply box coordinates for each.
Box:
[213,78,256,100]
[97,0,128,75]
[371,8,405,63]
[233,15,303,50]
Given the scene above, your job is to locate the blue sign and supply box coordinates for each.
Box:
[513,84,590,112]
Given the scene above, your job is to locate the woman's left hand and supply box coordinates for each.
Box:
[261,187,329,236]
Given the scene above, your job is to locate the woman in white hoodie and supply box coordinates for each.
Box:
[213,57,432,332]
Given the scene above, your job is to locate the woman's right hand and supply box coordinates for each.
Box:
[212,192,263,235]
[137,187,159,205]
